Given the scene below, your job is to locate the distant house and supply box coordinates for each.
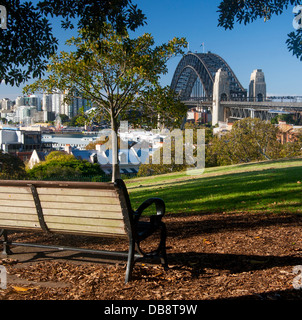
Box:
[187,108,211,124]
[213,122,233,137]
[28,150,47,169]
[16,151,35,163]
[277,122,301,144]
[65,144,148,175]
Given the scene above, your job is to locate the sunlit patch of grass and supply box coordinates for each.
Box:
[127,158,302,215]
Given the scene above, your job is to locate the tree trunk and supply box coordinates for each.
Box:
[111,116,121,182]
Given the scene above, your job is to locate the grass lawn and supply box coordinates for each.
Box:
[126,157,302,215]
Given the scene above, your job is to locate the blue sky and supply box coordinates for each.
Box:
[0,0,301,100]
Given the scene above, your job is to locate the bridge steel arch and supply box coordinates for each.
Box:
[171,52,247,100]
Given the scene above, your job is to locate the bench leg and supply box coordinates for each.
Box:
[158,222,168,270]
[125,239,135,284]
[1,230,12,256]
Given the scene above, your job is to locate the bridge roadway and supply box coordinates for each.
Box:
[182,99,302,122]
[182,100,302,111]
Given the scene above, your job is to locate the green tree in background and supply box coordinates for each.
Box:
[24,25,187,181]
[27,151,104,181]
[206,118,302,167]
[0,151,27,179]
[207,118,280,166]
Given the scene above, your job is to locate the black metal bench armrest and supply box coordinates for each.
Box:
[133,197,168,268]
[134,197,165,225]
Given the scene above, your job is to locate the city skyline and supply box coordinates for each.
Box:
[0,91,88,122]
[0,0,301,100]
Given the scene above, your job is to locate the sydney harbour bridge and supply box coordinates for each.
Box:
[170,52,302,125]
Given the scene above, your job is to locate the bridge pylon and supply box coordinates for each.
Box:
[212,69,230,126]
[249,69,266,102]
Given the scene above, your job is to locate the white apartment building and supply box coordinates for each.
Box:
[42,94,52,112]
[0,98,13,110]
[29,95,41,111]
[15,106,37,125]
[15,96,25,107]
[51,91,87,118]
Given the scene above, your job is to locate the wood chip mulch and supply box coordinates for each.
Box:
[1,211,302,300]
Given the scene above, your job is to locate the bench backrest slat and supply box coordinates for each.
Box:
[0,180,130,237]
[0,185,39,230]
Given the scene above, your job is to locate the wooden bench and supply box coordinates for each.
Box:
[0,179,167,283]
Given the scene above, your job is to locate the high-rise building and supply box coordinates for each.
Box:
[16,96,25,107]
[67,96,88,118]
[42,94,52,112]
[29,95,41,111]
[1,98,13,110]
[51,91,69,115]
[16,105,37,124]
[50,91,89,118]
[51,91,62,115]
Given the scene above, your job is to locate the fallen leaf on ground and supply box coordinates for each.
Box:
[12,286,35,292]
[203,239,212,245]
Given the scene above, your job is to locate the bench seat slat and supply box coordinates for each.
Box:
[0,217,126,235]
[46,222,126,235]
[43,208,123,219]
[47,229,127,238]
[44,216,125,228]
[39,194,120,205]
[0,219,40,229]
[0,218,126,236]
